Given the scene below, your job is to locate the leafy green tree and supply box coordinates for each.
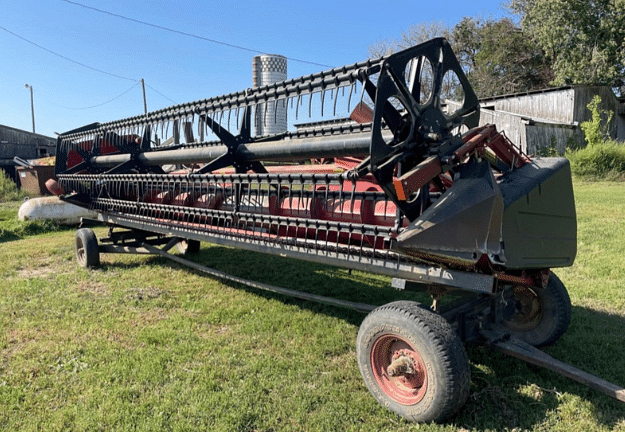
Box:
[451,17,481,72]
[367,22,453,58]
[453,17,553,97]
[512,0,625,89]
[367,22,463,103]
[368,18,554,99]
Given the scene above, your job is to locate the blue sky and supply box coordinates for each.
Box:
[2,0,510,137]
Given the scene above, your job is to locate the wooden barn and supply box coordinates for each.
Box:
[446,85,625,155]
[0,124,56,181]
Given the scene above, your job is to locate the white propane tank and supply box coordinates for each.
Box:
[18,197,98,225]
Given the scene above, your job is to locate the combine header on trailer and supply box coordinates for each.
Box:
[51,38,623,422]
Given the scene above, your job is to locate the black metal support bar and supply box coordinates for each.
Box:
[87,132,375,168]
[481,330,625,403]
[89,212,496,294]
[99,244,153,255]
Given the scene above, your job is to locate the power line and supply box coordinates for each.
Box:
[0,25,175,109]
[145,84,176,104]
[61,0,333,69]
[0,25,136,81]
[55,81,142,110]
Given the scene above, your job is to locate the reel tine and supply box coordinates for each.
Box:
[308,92,313,118]
[295,95,301,120]
[347,82,355,113]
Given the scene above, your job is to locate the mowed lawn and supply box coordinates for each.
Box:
[0,179,624,432]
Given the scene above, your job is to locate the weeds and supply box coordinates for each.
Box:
[560,95,625,180]
[567,140,625,180]
[580,95,614,147]
[0,171,27,202]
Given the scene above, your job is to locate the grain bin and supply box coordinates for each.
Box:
[252,54,287,136]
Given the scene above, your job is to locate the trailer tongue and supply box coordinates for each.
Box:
[54,38,622,422]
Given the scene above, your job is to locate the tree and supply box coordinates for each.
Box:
[454,17,553,97]
[368,18,554,100]
[367,22,462,103]
[367,22,453,58]
[514,0,625,89]
[451,17,481,73]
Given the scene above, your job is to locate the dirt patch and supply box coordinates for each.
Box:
[126,286,168,301]
[17,265,55,280]
[196,324,231,339]
[76,281,110,296]
[15,256,73,280]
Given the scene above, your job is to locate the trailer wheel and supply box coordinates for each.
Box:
[356,301,470,423]
[75,228,100,268]
[176,239,201,255]
[502,273,571,347]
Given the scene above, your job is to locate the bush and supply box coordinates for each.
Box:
[0,171,27,202]
[565,94,625,180]
[566,140,625,180]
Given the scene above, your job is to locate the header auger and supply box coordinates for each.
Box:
[53,38,623,422]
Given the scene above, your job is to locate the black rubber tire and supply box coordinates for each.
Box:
[356,301,470,423]
[75,228,100,268]
[502,273,571,347]
[176,239,201,255]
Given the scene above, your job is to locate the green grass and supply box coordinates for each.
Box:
[0,201,62,243]
[0,179,624,431]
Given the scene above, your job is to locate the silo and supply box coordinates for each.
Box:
[252,54,287,136]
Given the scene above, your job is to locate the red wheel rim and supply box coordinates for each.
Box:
[370,334,428,405]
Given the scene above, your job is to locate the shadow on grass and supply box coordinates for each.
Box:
[457,329,625,430]
[100,243,625,430]
[98,242,434,325]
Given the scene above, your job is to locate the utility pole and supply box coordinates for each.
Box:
[24,84,35,133]
[141,79,148,114]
